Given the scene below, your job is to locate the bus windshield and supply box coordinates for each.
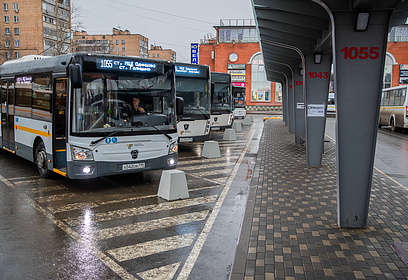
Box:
[176,77,210,118]
[71,71,175,135]
[212,83,232,111]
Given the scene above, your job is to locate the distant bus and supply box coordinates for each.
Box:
[210,72,233,130]
[327,92,335,116]
[379,85,408,131]
[175,63,211,142]
[232,85,246,119]
[1,53,183,179]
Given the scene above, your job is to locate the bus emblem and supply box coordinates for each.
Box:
[184,124,189,130]
[214,117,218,122]
[131,150,139,159]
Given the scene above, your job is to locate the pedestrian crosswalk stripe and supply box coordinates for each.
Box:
[191,168,232,177]
[49,201,99,213]
[64,195,218,226]
[137,262,181,280]
[29,185,68,193]
[36,192,82,203]
[107,233,196,262]
[178,162,234,171]
[177,157,239,165]
[94,210,209,240]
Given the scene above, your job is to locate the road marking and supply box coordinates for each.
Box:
[177,128,256,280]
[64,195,218,226]
[0,174,137,280]
[107,233,196,262]
[178,162,235,171]
[137,262,181,280]
[35,192,82,203]
[29,185,68,193]
[94,210,209,240]
[49,201,99,213]
[325,133,408,192]
[177,157,239,165]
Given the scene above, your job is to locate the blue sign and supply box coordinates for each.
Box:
[97,59,157,73]
[175,66,201,75]
[191,43,199,64]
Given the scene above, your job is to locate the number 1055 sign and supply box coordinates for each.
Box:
[340,47,379,60]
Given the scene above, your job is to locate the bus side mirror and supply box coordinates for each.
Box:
[176,96,184,115]
[211,82,215,99]
[69,64,83,89]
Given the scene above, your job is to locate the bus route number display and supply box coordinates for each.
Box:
[97,59,157,72]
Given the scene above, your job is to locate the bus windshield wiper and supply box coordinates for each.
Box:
[90,131,118,146]
[152,126,173,141]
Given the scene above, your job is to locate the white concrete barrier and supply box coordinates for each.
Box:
[223,128,237,141]
[243,117,252,126]
[232,122,243,132]
[157,170,189,201]
[201,141,221,158]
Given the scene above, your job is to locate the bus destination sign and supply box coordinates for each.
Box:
[97,59,157,72]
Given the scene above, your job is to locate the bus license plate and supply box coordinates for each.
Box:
[179,137,193,142]
[122,163,145,170]
[211,127,220,130]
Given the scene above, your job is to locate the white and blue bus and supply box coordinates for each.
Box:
[0,53,183,179]
[175,63,211,142]
[210,72,233,130]
[379,85,408,131]
[232,85,246,119]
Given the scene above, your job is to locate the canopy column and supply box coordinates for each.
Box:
[333,10,391,228]
[304,54,332,166]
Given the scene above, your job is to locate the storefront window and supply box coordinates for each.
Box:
[251,53,271,102]
[383,53,393,88]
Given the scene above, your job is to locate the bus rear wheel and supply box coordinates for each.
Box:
[36,142,51,178]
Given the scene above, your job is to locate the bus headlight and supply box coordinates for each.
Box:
[167,158,176,167]
[71,146,94,160]
[169,142,178,154]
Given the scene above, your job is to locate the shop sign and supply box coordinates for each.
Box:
[228,70,246,75]
[190,43,198,64]
[231,76,245,82]
[227,64,246,70]
[232,82,245,87]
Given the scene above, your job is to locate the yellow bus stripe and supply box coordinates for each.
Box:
[55,149,66,152]
[380,106,405,109]
[16,125,52,138]
[53,169,67,177]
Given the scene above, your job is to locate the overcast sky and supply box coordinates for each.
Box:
[73,0,255,63]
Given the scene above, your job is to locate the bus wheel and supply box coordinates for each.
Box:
[391,119,397,132]
[36,142,51,178]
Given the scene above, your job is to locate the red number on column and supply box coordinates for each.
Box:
[358,47,369,59]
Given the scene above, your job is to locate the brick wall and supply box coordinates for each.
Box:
[199,41,281,109]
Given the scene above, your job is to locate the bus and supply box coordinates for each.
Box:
[327,92,335,116]
[175,63,211,142]
[210,72,233,130]
[232,85,246,119]
[379,85,408,131]
[0,53,183,179]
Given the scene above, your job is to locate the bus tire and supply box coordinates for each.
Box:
[390,119,398,132]
[35,142,51,178]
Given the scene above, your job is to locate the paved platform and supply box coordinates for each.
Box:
[230,120,408,280]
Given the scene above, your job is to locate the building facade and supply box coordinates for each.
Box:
[148,45,176,62]
[71,28,149,58]
[0,0,70,64]
[198,19,282,112]
[384,25,408,88]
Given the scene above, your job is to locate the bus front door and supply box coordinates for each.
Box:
[52,78,67,170]
[1,81,15,152]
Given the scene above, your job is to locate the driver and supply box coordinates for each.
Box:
[130,97,145,115]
